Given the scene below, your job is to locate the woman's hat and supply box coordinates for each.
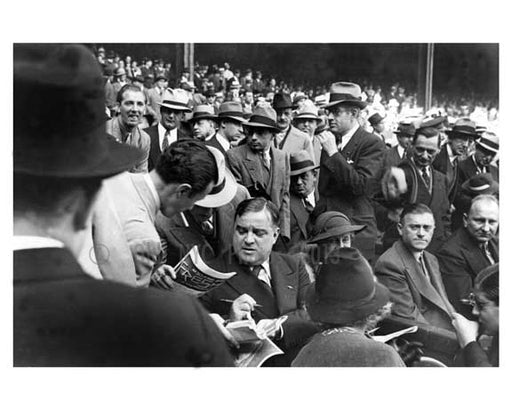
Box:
[308,212,366,244]
[14,43,142,178]
[245,105,280,132]
[194,146,237,208]
[306,247,390,324]
[322,82,367,110]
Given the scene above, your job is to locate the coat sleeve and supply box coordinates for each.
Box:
[132,131,150,173]
[225,150,244,185]
[374,256,430,326]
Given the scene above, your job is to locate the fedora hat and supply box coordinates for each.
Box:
[187,104,218,123]
[217,101,247,124]
[323,82,367,109]
[294,99,321,122]
[368,112,385,126]
[158,88,192,112]
[290,150,320,176]
[194,146,238,208]
[113,67,126,77]
[292,92,307,108]
[476,131,499,153]
[445,118,478,139]
[308,212,366,244]
[155,74,167,82]
[272,92,293,110]
[245,105,280,132]
[393,122,416,137]
[460,172,499,197]
[306,247,390,324]
[14,44,141,178]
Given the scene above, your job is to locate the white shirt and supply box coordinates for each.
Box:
[158,123,177,151]
[13,235,64,250]
[215,132,231,152]
[252,259,272,288]
[337,122,359,151]
[304,190,316,208]
[397,144,406,159]
[143,173,161,210]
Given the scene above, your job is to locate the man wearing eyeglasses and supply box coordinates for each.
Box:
[381,126,451,253]
[375,203,456,331]
[436,195,499,318]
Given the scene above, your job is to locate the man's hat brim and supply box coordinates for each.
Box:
[322,99,367,109]
[244,121,280,133]
[158,101,192,112]
[194,168,238,208]
[308,224,366,244]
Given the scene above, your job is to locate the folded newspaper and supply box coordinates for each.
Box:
[167,245,237,296]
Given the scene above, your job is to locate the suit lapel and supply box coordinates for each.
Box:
[290,195,309,238]
[269,253,297,316]
[244,146,263,187]
[340,126,361,161]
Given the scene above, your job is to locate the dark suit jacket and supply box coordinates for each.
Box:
[436,227,499,316]
[375,240,456,331]
[14,247,233,366]
[145,125,190,171]
[205,133,228,155]
[200,251,318,357]
[458,155,499,186]
[316,126,386,260]
[226,144,291,239]
[289,193,312,246]
[432,144,460,203]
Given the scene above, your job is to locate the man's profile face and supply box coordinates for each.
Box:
[398,212,435,252]
[295,118,318,137]
[474,146,496,168]
[412,135,439,168]
[276,108,293,131]
[119,90,145,128]
[464,199,499,244]
[192,119,216,141]
[327,106,354,136]
[247,127,273,152]
[233,209,279,266]
[290,170,316,198]
[472,292,499,336]
[221,120,244,142]
[448,136,470,157]
[373,120,385,134]
[160,107,184,131]
[159,181,215,218]
[397,134,413,150]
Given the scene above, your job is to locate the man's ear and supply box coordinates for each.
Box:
[396,222,403,237]
[272,227,280,244]
[176,183,192,198]
[463,213,468,228]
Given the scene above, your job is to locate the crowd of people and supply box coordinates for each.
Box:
[14,43,500,368]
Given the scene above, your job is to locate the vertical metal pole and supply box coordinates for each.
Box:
[189,43,194,82]
[425,43,434,111]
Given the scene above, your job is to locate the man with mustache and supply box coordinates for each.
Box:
[106,84,150,173]
[436,195,499,318]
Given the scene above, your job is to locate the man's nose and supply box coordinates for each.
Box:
[244,231,255,243]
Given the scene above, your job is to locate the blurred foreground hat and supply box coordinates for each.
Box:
[306,247,390,324]
[323,82,367,109]
[290,150,319,176]
[245,105,280,132]
[308,212,366,244]
[14,43,141,177]
[460,173,499,197]
[113,67,126,77]
[159,88,192,112]
[394,122,416,137]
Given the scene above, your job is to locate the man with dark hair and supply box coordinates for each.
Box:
[14,43,233,367]
[316,82,386,262]
[381,126,451,252]
[105,139,220,287]
[374,203,456,331]
[200,197,318,365]
[436,195,499,317]
[106,84,150,173]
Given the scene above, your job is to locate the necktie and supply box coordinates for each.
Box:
[481,243,495,265]
[303,198,315,213]
[252,265,272,289]
[201,219,214,237]
[418,254,431,282]
[261,151,271,169]
[422,167,431,189]
[162,131,170,152]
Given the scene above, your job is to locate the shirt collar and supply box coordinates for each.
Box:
[13,235,65,251]
[215,132,231,152]
[446,143,457,163]
[143,173,161,210]
[338,123,359,151]
[397,145,405,158]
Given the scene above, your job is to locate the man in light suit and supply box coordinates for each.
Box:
[144,88,192,171]
[226,105,291,241]
[14,43,233,367]
[200,198,318,365]
[375,203,456,331]
[316,82,386,262]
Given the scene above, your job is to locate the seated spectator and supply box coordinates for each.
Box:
[451,264,499,366]
[292,247,405,367]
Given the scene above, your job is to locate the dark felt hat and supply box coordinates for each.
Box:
[393,122,417,137]
[14,44,142,178]
[306,247,390,324]
[308,212,366,244]
[368,112,385,126]
[272,92,293,109]
[290,150,319,176]
[460,172,499,196]
[245,105,280,132]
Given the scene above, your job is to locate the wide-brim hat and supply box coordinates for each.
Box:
[445,118,478,139]
[14,43,142,178]
[323,82,367,109]
[187,104,218,123]
[476,131,499,153]
[159,88,192,112]
[294,99,321,122]
[368,112,386,126]
[393,122,416,137]
[290,150,319,176]
[194,146,237,208]
[308,212,366,244]
[245,105,280,132]
[460,172,499,196]
[272,92,293,110]
[306,247,390,324]
[217,101,247,124]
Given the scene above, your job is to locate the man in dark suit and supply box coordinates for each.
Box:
[145,88,192,171]
[375,204,456,331]
[432,119,477,204]
[200,198,318,365]
[458,131,499,185]
[13,43,233,367]
[205,101,246,154]
[316,81,386,262]
[226,105,291,241]
[436,195,499,317]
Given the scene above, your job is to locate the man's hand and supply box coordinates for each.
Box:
[230,293,257,321]
[150,264,177,290]
[209,313,240,349]
[452,312,479,348]
[316,130,338,157]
